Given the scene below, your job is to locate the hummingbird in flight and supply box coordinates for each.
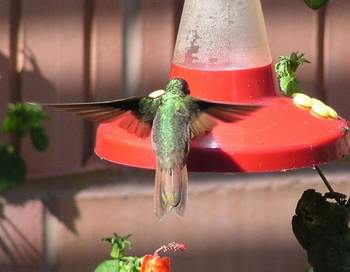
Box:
[38,78,258,219]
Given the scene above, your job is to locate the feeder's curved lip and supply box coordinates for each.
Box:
[95,96,350,173]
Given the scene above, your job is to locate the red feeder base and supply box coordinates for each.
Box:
[95,63,350,172]
[95,96,350,172]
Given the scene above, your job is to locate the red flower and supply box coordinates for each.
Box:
[141,255,170,272]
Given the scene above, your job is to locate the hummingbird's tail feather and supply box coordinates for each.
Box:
[154,164,188,219]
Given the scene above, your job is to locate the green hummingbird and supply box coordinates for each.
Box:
[38,78,258,218]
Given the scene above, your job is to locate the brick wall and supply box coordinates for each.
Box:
[0,1,349,271]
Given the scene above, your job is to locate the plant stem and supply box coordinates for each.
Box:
[314,165,334,193]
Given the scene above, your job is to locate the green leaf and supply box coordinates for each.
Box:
[0,143,26,192]
[120,257,143,272]
[2,103,47,137]
[304,0,328,10]
[289,52,310,72]
[95,260,120,272]
[94,257,143,272]
[275,52,309,96]
[279,76,301,95]
[30,126,49,152]
[280,76,294,94]
[134,257,143,272]
[103,234,132,259]
[96,234,143,272]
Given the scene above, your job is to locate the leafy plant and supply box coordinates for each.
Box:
[3,103,49,150]
[0,143,26,191]
[95,234,143,272]
[293,189,350,272]
[0,102,49,191]
[275,52,310,96]
[95,234,186,272]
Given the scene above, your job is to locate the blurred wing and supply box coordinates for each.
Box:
[35,97,141,122]
[118,111,152,138]
[33,96,156,138]
[190,97,261,138]
[190,112,217,138]
[195,98,260,122]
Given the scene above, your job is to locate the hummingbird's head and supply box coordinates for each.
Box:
[166,78,190,95]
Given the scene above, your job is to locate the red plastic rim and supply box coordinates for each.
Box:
[95,63,350,172]
[170,63,278,103]
[95,96,350,172]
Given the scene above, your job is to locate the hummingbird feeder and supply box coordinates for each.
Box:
[95,0,350,172]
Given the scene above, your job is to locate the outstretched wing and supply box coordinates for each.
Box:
[32,94,162,138]
[35,97,141,122]
[189,97,261,138]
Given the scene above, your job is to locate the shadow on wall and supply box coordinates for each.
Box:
[0,51,12,142]
[0,48,80,269]
[0,167,132,270]
[0,47,56,146]
[0,205,42,271]
[19,47,56,101]
[0,47,143,270]
[0,48,56,103]
[0,188,82,270]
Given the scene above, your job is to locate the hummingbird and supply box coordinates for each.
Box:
[38,78,258,219]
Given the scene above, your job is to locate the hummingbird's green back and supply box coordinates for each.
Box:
[152,92,193,168]
[151,79,194,217]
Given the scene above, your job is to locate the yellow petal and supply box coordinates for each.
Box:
[293,93,312,108]
[311,98,326,106]
[292,92,302,98]
[325,105,338,119]
[311,101,330,118]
